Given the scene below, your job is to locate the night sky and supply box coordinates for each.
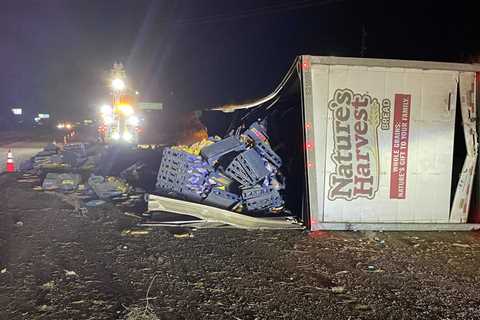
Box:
[0,0,478,121]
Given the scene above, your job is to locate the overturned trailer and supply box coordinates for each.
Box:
[149,56,480,231]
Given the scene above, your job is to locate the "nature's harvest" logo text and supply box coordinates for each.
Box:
[327,89,381,201]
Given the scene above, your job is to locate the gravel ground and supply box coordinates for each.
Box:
[1,173,480,319]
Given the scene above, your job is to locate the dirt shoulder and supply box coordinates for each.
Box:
[1,173,480,319]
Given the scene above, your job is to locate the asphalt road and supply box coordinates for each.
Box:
[0,142,45,173]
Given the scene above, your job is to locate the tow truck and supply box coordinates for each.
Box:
[98,62,141,144]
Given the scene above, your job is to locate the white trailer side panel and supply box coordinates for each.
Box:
[308,62,459,226]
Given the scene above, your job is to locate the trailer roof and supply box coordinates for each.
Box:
[306,55,480,72]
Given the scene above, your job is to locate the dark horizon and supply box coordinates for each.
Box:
[1,0,478,121]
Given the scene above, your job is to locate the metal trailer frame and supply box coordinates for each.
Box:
[301,56,480,231]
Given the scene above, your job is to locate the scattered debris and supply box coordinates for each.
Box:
[124,306,159,320]
[57,173,82,192]
[335,270,349,276]
[121,229,151,236]
[331,286,346,294]
[15,221,23,227]
[354,304,371,311]
[40,172,82,192]
[20,125,289,229]
[175,139,214,156]
[85,199,107,207]
[76,207,88,217]
[366,265,384,273]
[173,232,194,239]
[124,212,143,219]
[64,270,78,277]
[42,173,60,190]
[123,274,160,320]
[452,243,471,248]
[17,178,38,183]
[19,159,34,172]
[41,281,55,290]
[89,175,129,200]
[38,305,54,312]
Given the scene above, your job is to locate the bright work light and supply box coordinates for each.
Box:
[111,78,126,91]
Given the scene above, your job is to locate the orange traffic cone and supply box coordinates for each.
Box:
[6,149,15,172]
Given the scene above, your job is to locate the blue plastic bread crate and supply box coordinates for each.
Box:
[235,149,270,183]
[204,188,240,209]
[200,136,245,165]
[244,189,284,212]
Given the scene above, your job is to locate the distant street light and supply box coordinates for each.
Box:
[38,113,50,119]
[11,108,23,115]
